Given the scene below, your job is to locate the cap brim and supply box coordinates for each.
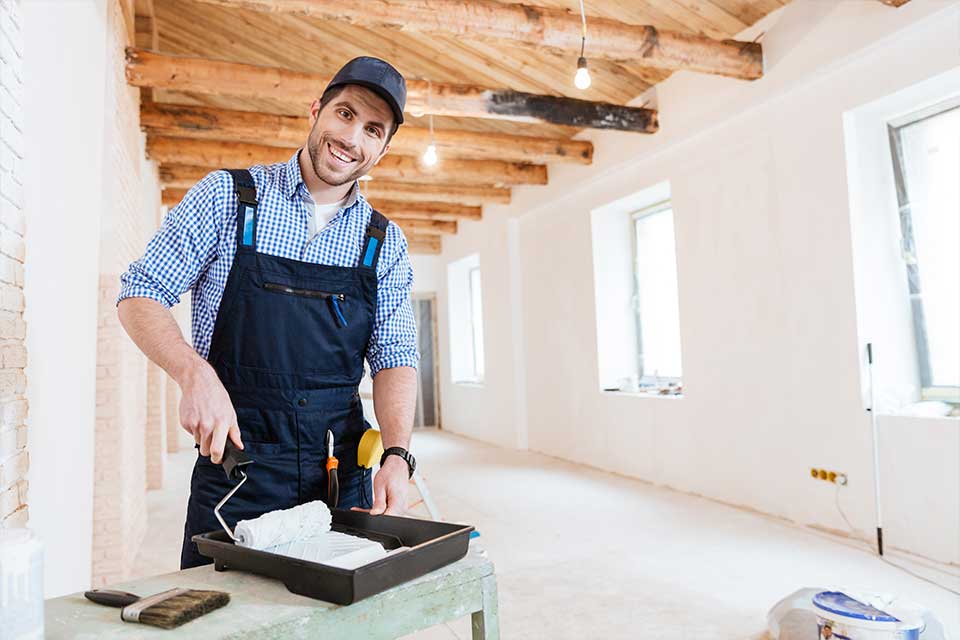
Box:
[326,80,404,127]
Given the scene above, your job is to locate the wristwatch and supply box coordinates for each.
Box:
[380,447,416,478]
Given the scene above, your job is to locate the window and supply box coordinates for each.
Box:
[632,203,683,386]
[447,254,485,384]
[888,99,960,401]
[468,267,485,381]
[591,181,683,396]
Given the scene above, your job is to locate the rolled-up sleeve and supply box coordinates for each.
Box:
[118,171,229,307]
[366,223,420,377]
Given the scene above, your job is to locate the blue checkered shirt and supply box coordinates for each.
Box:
[118,151,419,377]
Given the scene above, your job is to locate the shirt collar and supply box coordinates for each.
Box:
[283,149,360,210]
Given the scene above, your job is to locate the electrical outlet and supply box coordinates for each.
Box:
[809,468,847,485]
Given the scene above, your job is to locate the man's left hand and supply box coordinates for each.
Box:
[364,455,410,516]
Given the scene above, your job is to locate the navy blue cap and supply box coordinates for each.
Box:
[323,57,406,126]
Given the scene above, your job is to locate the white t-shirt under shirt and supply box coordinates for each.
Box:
[309,194,350,239]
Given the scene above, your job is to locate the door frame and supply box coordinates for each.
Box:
[413,292,441,429]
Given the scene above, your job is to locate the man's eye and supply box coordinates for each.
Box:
[367,127,381,137]
[339,110,351,118]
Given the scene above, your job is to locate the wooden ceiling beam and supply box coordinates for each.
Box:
[406,234,441,255]
[126,49,658,133]
[163,185,482,223]
[395,219,457,236]
[140,103,593,164]
[147,136,548,186]
[192,0,762,80]
[134,0,159,50]
[366,199,481,221]
[362,181,508,206]
[159,164,509,205]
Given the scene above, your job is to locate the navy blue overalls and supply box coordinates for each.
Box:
[180,169,387,569]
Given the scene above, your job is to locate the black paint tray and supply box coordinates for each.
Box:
[193,508,474,605]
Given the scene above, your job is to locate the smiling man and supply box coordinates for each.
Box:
[116,57,420,569]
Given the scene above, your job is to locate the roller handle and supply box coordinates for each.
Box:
[222,439,254,482]
[84,589,140,608]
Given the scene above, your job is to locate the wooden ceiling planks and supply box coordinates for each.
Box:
[144,0,788,252]
[188,0,763,79]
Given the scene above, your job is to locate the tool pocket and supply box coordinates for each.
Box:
[263,282,349,328]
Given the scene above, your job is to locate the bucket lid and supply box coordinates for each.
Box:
[812,591,899,622]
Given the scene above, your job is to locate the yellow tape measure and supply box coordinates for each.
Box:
[357,428,384,469]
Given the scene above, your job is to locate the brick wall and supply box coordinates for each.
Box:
[145,362,166,490]
[0,0,27,529]
[90,0,163,586]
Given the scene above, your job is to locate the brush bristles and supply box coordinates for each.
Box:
[138,590,230,629]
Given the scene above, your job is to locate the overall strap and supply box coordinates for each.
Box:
[360,209,389,271]
[226,169,258,250]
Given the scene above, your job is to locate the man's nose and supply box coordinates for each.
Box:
[341,121,364,149]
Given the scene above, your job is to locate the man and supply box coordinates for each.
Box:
[117,57,420,569]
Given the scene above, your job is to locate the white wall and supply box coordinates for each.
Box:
[23,0,107,597]
[437,212,526,448]
[409,254,440,294]
[437,0,960,563]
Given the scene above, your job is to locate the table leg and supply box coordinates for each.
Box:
[471,574,500,640]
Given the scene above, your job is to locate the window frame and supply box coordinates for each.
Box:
[630,200,683,389]
[887,97,960,402]
[467,265,485,384]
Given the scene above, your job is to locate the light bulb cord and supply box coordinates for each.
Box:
[427,78,435,143]
[578,0,587,58]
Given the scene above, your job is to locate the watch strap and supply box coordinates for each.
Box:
[380,447,415,478]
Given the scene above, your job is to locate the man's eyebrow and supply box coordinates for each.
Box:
[335,99,388,131]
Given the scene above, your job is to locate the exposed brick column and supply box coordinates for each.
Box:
[0,0,27,529]
[145,362,166,489]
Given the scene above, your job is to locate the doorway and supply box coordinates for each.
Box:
[413,294,440,429]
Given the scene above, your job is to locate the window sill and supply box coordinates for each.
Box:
[601,389,684,400]
[453,381,485,389]
[875,400,959,419]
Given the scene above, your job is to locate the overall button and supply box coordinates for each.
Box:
[297,398,307,407]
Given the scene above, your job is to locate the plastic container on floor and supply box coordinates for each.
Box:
[813,591,924,640]
[0,528,44,640]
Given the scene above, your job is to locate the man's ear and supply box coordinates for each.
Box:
[308,98,321,126]
[374,142,391,165]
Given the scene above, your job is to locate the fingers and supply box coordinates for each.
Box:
[383,486,406,516]
[369,478,388,516]
[198,422,212,457]
[209,421,231,465]
[227,422,244,450]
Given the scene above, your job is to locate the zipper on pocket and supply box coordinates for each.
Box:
[263,282,348,327]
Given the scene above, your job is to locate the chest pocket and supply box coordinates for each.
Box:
[232,268,369,379]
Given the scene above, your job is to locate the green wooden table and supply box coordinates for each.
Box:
[45,544,499,639]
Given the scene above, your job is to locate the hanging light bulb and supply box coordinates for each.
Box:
[573,0,591,90]
[422,143,438,167]
[574,56,591,90]
[422,81,439,167]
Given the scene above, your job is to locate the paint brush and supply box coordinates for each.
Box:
[84,587,229,629]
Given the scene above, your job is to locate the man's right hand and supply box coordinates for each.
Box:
[178,360,243,464]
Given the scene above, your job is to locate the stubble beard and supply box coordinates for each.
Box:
[308,132,372,187]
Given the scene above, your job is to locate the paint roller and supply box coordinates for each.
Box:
[215,441,332,550]
[213,431,385,550]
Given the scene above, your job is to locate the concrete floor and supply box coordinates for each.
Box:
[132,429,960,639]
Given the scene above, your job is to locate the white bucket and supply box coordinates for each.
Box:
[813,591,924,640]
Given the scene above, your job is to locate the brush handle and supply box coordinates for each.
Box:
[84,589,141,608]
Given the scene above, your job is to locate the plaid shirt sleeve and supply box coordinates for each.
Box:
[117,171,230,307]
[366,223,420,376]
